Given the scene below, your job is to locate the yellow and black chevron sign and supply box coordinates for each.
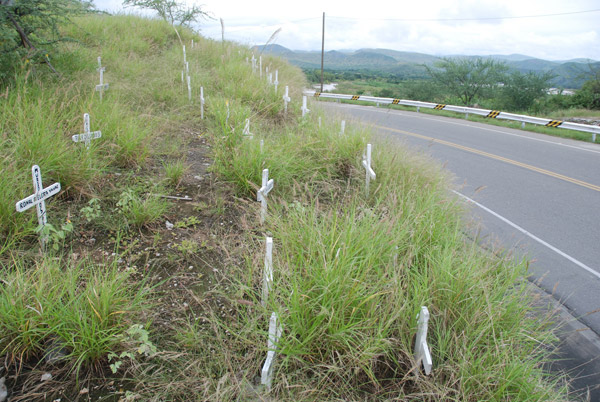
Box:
[434,104,446,110]
[314,92,321,97]
[486,110,501,118]
[392,99,401,104]
[546,120,563,128]
[351,95,360,100]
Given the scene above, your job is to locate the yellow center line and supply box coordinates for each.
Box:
[374,124,600,192]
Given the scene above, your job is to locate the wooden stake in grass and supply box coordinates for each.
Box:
[274,70,279,92]
[340,120,346,136]
[301,95,310,117]
[257,168,274,224]
[261,312,282,391]
[15,165,61,249]
[95,57,109,100]
[242,118,253,139]
[283,86,290,114]
[187,75,192,103]
[72,113,101,149]
[262,237,273,307]
[414,306,433,375]
[362,144,376,196]
[200,86,205,120]
[183,45,186,64]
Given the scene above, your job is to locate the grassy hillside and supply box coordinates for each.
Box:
[0,13,575,401]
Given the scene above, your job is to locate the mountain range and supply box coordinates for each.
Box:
[256,44,599,89]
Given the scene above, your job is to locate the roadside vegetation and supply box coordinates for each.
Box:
[0,10,578,402]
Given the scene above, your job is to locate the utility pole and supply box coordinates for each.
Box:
[320,12,325,93]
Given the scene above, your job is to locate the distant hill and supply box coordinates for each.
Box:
[255,45,599,89]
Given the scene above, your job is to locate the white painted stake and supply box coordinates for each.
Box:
[200,86,205,120]
[340,120,346,135]
[257,168,274,224]
[187,75,192,102]
[318,116,321,128]
[261,312,282,391]
[259,56,262,78]
[191,39,194,49]
[260,139,264,153]
[181,70,184,83]
[268,73,273,85]
[283,86,290,114]
[15,165,61,248]
[72,113,101,149]
[242,119,253,139]
[414,306,433,375]
[251,54,257,72]
[95,59,109,100]
[301,95,310,117]
[185,61,189,74]
[362,144,376,196]
[183,45,186,63]
[274,70,279,92]
[262,237,273,307]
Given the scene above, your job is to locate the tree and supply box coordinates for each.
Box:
[123,0,209,27]
[572,63,600,109]
[501,71,554,111]
[425,57,508,105]
[0,0,90,80]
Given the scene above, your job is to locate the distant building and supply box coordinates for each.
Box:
[547,88,575,95]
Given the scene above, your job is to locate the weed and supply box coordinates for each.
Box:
[162,159,189,188]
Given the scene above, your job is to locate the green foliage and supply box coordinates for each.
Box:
[38,220,73,251]
[117,188,169,228]
[122,0,210,27]
[500,71,554,111]
[425,57,509,105]
[80,198,101,222]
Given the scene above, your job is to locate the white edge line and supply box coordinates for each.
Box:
[452,190,600,280]
[328,102,600,155]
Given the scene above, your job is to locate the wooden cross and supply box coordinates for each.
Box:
[15,165,61,247]
[301,95,310,117]
[414,306,433,375]
[257,168,274,224]
[283,86,291,114]
[261,312,283,391]
[251,54,257,73]
[72,113,101,149]
[183,45,186,64]
[362,144,376,196]
[95,57,109,100]
[262,237,273,307]
[242,119,253,139]
[340,120,346,135]
[274,70,279,92]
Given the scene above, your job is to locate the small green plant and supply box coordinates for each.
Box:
[117,188,169,227]
[174,215,200,228]
[176,239,199,257]
[38,220,74,251]
[108,324,157,374]
[80,198,101,223]
[162,159,189,188]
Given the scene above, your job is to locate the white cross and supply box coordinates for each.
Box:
[185,61,189,74]
[340,120,346,135]
[181,70,184,83]
[260,139,264,153]
[414,306,433,375]
[200,86,205,120]
[183,45,186,64]
[257,168,274,224]
[301,95,310,117]
[187,75,192,102]
[261,312,283,391]
[274,70,279,92]
[72,113,102,149]
[251,54,257,72]
[362,144,376,196]
[95,58,109,100]
[259,56,262,78]
[318,116,321,128]
[283,86,291,114]
[191,39,194,49]
[15,165,61,246]
[268,72,273,85]
[242,118,253,139]
[262,237,273,307]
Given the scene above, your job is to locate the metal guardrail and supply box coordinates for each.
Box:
[304,91,600,142]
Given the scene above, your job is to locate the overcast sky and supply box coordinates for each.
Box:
[94,0,600,61]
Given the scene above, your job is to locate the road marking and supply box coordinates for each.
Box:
[328,103,600,155]
[453,190,600,280]
[374,124,600,192]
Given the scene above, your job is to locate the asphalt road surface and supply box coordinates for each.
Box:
[318,101,600,398]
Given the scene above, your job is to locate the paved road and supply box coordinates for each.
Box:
[319,102,600,397]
